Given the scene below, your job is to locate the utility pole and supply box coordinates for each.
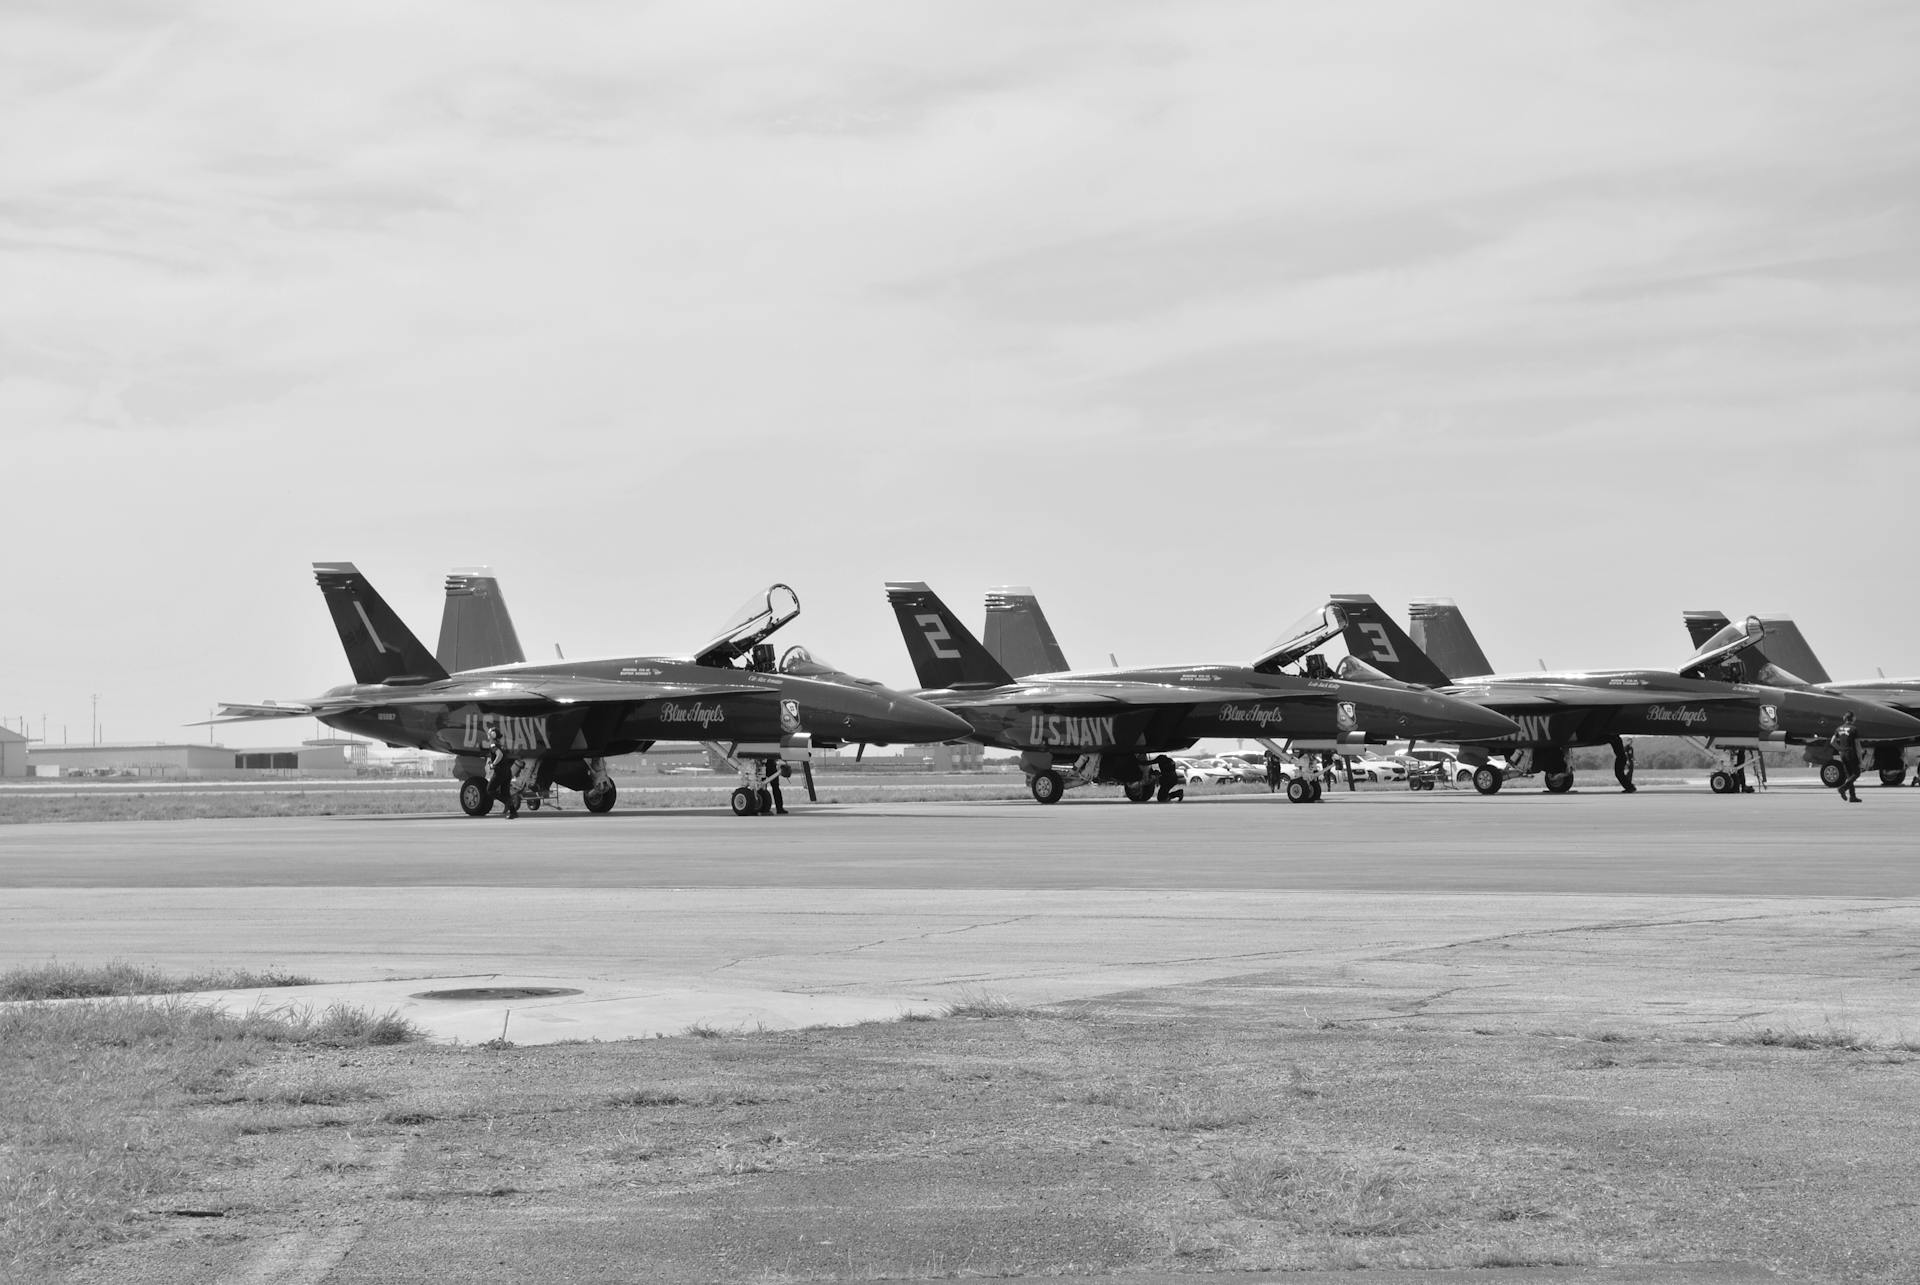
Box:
[92,693,100,746]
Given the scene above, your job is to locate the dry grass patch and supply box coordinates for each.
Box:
[0,958,316,1000]
[0,975,424,1279]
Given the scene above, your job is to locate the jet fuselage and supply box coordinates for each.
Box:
[311,654,970,759]
[1435,669,1920,749]
[918,663,1520,754]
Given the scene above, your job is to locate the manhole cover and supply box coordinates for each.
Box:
[409,987,583,1002]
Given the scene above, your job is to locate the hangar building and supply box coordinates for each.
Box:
[0,727,26,778]
[27,742,360,780]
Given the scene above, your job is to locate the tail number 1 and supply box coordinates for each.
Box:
[1358,622,1399,663]
[915,614,962,659]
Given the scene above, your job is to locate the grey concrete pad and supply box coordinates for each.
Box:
[3,791,1914,1045]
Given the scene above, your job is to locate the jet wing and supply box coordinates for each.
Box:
[963,683,1315,708]
[356,676,778,707]
[1446,684,1753,708]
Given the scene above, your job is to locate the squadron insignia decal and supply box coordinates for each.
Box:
[1336,701,1357,732]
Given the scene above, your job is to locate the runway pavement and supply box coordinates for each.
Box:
[3,787,1914,1045]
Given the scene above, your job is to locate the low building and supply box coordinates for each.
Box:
[27,743,239,779]
[0,727,26,778]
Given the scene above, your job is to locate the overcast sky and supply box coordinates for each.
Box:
[4,1,1916,747]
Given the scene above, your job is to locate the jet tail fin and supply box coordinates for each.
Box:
[1682,610,1732,652]
[436,567,526,673]
[1409,598,1494,679]
[884,582,1015,689]
[313,563,448,685]
[1331,594,1455,687]
[1750,615,1831,685]
[983,586,1071,676]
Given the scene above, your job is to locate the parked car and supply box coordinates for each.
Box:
[1344,756,1402,783]
[1174,757,1237,786]
[1213,753,1269,784]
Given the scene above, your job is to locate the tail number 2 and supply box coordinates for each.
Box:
[915,614,962,659]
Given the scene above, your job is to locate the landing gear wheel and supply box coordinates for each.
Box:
[1880,765,1908,788]
[459,778,495,817]
[730,786,759,816]
[1818,761,1844,789]
[1709,770,1734,794]
[1285,778,1310,803]
[1544,772,1574,794]
[1029,770,1064,805]
[1307,780,1323,802]
[1123,779,1154,803]
[584,783,617,814]
[1472,765,1504,795]
[525,796,542,812]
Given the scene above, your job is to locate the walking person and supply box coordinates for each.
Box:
[485,726,519,819]
[1831,712,1862,803]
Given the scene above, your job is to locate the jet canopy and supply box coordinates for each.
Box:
[1253,603,1348,674]
[693,584,801,668]
[1678,614,1775,682]
[779,645,883,690]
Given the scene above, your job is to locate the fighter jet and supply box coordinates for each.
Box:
[1682,610,1918,787]
[883,582,1522,804]
[1326,596,1920,795]
[207,564,972,817]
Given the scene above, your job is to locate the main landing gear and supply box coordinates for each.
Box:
[455,757,617,817]
[459,776,494,816]
[708,739,814,817]
[1472,764,1504,795]
[1283,776,1323,803]
[1030,769,1065,804]
[1692,741,1764,794]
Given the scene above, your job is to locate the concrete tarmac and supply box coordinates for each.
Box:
[3,787,1914,1046]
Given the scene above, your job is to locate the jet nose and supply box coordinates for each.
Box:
[868,693,975,745]
[1394,689,1519,742]
[1849,702,1920,743]
[1456,700,1524,742]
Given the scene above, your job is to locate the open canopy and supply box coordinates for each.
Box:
[1253,603,1348,673]
[1678,615,1781,682]
[692,584,801,667]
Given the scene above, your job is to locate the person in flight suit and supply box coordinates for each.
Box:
[485,726,519,819]
[1610,736,1636,793]
[1831,712,1862,803]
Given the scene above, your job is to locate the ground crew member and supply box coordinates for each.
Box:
[766,762,789,815]
[485,726,519,819]
[1831,712,1862,803]
[1152,754,1184,803]
[1264,751,1284,793]
[1610,735,1636,793]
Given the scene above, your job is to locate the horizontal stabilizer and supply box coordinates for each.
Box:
[190,701,315,725]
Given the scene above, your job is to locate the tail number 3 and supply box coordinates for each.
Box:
[1358,622,1399,663]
